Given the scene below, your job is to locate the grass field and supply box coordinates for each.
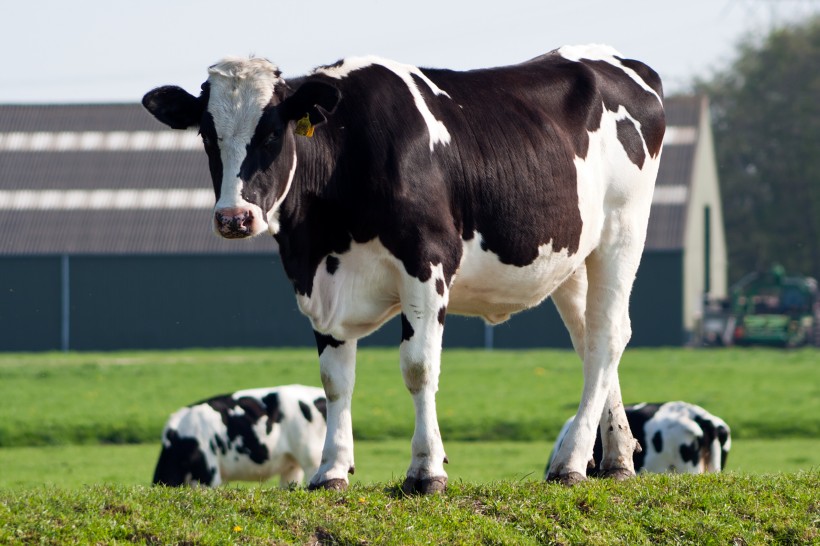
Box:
[0,438,818,490]
[0,347,817,489]
[0,347,818,543]
[2,473,817,544]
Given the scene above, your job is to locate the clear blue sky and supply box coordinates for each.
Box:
[1,0,818,103]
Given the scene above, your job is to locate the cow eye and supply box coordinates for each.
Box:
[264,132,280,146]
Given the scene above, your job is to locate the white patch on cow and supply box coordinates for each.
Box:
[315,55,451,151]
[449,235,581,325]
[297,239,404,340]
[557,44,662,103]
[208,57,284,235]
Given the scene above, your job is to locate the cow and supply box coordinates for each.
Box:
[142,43,666,494]
[152,385,327,487]
[547,402,732,475]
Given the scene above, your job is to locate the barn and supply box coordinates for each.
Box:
[0,95,725,350]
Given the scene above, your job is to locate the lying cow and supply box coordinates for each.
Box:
[153,385,327,487]
[547,402,731,475]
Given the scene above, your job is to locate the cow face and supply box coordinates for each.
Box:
[142,57,340,238]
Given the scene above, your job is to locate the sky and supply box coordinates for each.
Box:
[1,0,819,104]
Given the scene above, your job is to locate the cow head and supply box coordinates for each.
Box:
[142,57,340,238]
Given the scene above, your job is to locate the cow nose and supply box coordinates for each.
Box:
[214,208,254,239]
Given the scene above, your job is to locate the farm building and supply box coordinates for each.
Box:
[0,96,725,351]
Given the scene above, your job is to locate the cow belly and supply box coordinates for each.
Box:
[449,235,583,324]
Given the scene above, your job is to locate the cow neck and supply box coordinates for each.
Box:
[274,130,351,297]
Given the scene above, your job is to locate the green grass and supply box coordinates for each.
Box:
[0,347,818,447]
[0,438,818,490]
[0,348,818,543]
[1,473,817,545]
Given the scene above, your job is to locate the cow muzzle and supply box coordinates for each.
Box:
[214,207,259,239]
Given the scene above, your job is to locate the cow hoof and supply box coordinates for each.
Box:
[308,478,348,491]
[401,476,447,495]
[546,471,586,486]
[600,468,635,481]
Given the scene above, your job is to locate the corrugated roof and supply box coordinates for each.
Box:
[0,97,706,256]
[0,104,273,255]
[644,95,703,251]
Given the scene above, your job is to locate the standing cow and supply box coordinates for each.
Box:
[142,44,665,493]
[153,385,327,487]
[547,402,732,476]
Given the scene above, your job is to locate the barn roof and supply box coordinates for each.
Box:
[645,95,704,251]
[0,97,707,256]
[0,103,272,255]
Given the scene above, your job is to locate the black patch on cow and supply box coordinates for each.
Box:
[717,425,730,469]
[584,59,665,158]
[651,430,663,453]
[299,400,313,422]
[314,330,344,356]
[435,278,445,296]
[679,438,702,467]
[624,403,660,472]
[199,393,275,465]
[437,306,447,326]
[616,118,646,168]
[401,313,415,342]
[325,255,340,275]
[152,430,215,486]
[260,392,284,433]
[313,397,328,422]
[212,434,227,456]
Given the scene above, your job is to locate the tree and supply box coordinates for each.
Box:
[695,16,820,283]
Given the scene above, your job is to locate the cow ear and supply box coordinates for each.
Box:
[281,81,341,128]
[142,85,205,130]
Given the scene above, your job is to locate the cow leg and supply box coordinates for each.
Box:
[547,238,642,485]
[551,264,588,359]
[553,273,639,478]
[279,465,305,488]
[399,267,449,495]
[598,376,639,479]
[308,335,357,491]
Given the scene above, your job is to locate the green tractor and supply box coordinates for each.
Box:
[731,265,819,348]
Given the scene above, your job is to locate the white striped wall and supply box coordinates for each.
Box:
[0,130,202,152]
[0,124,695,209]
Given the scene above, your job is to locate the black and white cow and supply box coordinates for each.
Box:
[547,402,732,475]
[142,44,665,493]
[152,385,327,487]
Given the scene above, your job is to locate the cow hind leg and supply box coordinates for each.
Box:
[308,336,357,491]
[399,266,449,495]
[547,229,643,485]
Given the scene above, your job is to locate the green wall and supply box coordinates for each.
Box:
[0,252,683,352]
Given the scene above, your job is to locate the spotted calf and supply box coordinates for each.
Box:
[547,401,731,475]
[153,385,327,487]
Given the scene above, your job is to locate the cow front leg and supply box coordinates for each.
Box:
[399,268,449,495]
[308,332,357,491]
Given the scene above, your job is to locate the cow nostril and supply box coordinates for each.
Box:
[215,209,255,235]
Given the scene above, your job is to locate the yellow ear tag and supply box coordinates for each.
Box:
[294,114,315,137]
